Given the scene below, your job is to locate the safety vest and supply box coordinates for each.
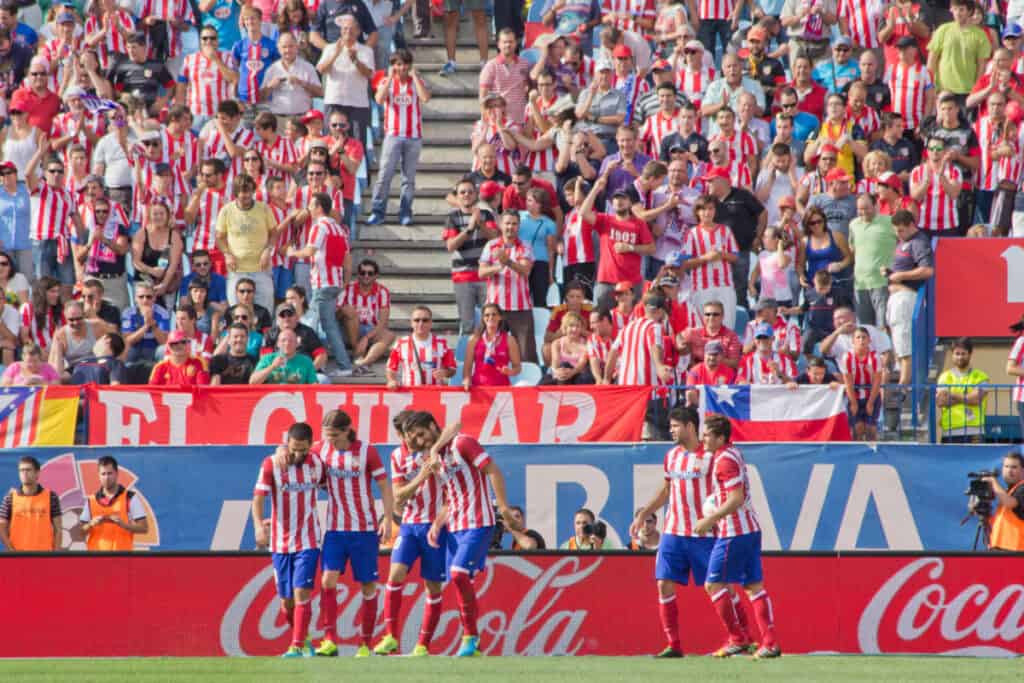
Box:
[936,368,989,437]
[86,487,135,551]
[9,486,55,551]
[990,481,1024,552]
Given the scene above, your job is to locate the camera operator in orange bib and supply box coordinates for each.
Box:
[985,452,1024,552]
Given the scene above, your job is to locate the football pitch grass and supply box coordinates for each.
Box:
[1,655,1020,682]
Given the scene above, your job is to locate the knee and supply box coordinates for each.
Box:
[656,580,675,598]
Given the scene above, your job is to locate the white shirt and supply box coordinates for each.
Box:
[755,165,805,226]
[0,302,20,337]
[318,41,375,108]
[263,57,321,116]
[828,324,892,360]
[92,131,137,188]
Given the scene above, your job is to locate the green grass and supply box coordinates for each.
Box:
[0,656,1020,683]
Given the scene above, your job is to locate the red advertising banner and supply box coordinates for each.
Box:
[2,553,1021,657]
[934,238,1024,338]
[84,385,651,445]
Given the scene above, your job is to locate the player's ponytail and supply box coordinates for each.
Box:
[323,410,357,443]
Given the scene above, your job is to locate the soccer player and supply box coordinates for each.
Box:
[310,410,394,658]
[694,415,782,659]
[373,411,454,657]
[422,412,518,657]
[252,422,323,658]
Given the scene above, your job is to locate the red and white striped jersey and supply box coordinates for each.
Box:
[684,224,739,290]
[316,440,386,533]
[663,445,716,537]
[640,110,681,157]
[743,316,802,356]
[710,131,757,167]
[1010,337,1024,402]
[839,0,885,48]
[677,66,716,122]
[139,0,194,58]
[162,128,200,177]
[267,202,292,269]
[50,111,105,168]
[611,306,634,333]
[338,282,391,326]
[563,209,596,265]
[202,125,257,186]
[437,434,496,532]
[308,216,349,289]
[710,445,760,537]
[910,162,961,232]
[737,351,798,384]
[587,332,612,368]
[973,116,1019,191]
[721,160,752,190]
[566,55,595,91]
[292,184,345,262]
[181,51,237,117]
[253,454,324,554]
[840,349,881,399]
[39,37,82,92]
[471,118,520,177]
[698,0,734,20]
[479,238,534,312]
[600,0,656,33]
[257,135,300,180]
[612,317,663,386]
[187,331,214,361]
[191,187,227,251]
[31,183,76,241]
[84,10,135,70]
[390,443,443,525]
[886,62,933,129]
[19,303,62,352]
[524,95,558,172]
[132,158,190,225]
[856,177,879,196]
[384,77,423,139]
[387,334,456,387]
[848,105,881,139]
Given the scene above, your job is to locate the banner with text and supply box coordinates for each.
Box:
[1,554,1020,657]
[0,386,79,447]
[3,443,1015,552]
[84,385,651,445]
[935,238,1024,338]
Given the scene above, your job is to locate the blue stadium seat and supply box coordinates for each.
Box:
[449,362,464,387]
[455,335,469,363]
[512,362,543,386]
[733,306,749,336]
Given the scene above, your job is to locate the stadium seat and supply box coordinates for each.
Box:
[449,362,464,387]
[532,307,550,363]
[545,283,560,308]
[455,335,469,362]
[734,306,749,336]
[512,362,543,386]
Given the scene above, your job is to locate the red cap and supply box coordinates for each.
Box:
[167,330,188,345]
[612,44,633,59]
[747,26,769,42]
[825,168,851,183]
[0,161,16,174]
[479,180,503,199]
[879,171,903,191]
[650,59,672,71]
[702,166,731,182]
[818,144,840,155]
[614,281,633,294]
[300,109,324,124]
[778,195,796,209]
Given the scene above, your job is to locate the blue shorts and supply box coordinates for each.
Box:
[272,548,320,599]
[321,530,380,583]
[272,265,294,301]
[358,322,374,338]
[655,534,716,585]
[706,531,763,586]
[446,526,493,578]
[390,523,448,582]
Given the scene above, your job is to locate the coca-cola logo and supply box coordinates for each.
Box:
[857,557,1024,656]
[219,556,602,656]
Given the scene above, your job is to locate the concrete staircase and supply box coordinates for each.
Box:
[342,22,490,384]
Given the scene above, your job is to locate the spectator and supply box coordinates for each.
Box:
[230,6,279,108]
[264,301,328,372]
[633,62,682,130]
[105,33,176,116]
[503,506,546,551]
[871,113,919,183]
[479,28,531,125]
[210,323,258,385]
[879,0,931,65]
[799,205,853,300]
[820,303,893,365]
[684,339,737,407]
[657,103,708,169]
[781,0,838,66]
[216,174,277,313]
[742,298,802,360]
[647,160,698,279]
[478,211,538,363]
[796,355,842,387]
[812,35,860,94]
[70,333,128,385]
[471,96,521,179]
[886,209,934,388]
[877,171,919,219]
[25,143,85,299]
[701,165,765,310]
[805,95,867,179]
[0,163,32,277]
[936,337,989,443]
[49,300,114,382]
[849,193,896,328]
[310,0,378,50]
[178,25,239,131]
[215,304,265,359]
[386,305,457,389]
[0,250,29,307]
[76,455,148,551]
[970,91,1018,226]
[0,28,32,94]
[540,311,591,385]
[440,0,490,76]
[253,114,301,180]
[174,304,214,362]
[1,343,59,386]
[149,330,210,386]
[367,49,430,227]
[338,259,397,372]
[797,268,841,358]
[598,125,650,203]
[318,14,374,149]
[1008,318,1024,437]
[179,249,228,308]
[233,277,272,333]
[543,281,592,364]
[796,144,837,211]
[587,307,616,385]
[131,201,185,310]
[284,285,318,332]
[444,178,498,336]
[517,189,558,308]
[200,100,258,189]
[560,508,608,550]
[927,0,992,103]
[575,59,627,153]
[200,0,243,53]
[749,226,797,310]
[743,25,787,105]
[323,110,364,230]
[19,277,63,354]
[9,57,61,133]
[79,198,131,310]
[251,327,319,384]
[840,326,884,441]
[260,32,323,118]
[0,285,18,364]
[183,279,221,337]
[738,322,798,385]
[886,37,935,134]
[628,508,660,551]
[463,303,522,388]
[702,54,766,134]
[502,165,562,225]
[0,456,61,551]
[465,143,513,189]
[700,133,752,190]
[121,281,171,365]
[680,299,742,369]
[682,189,740,329]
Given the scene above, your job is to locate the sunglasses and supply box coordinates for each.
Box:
[169,341,187,347]
[834,46,850,52]
[927,145,944,152]
[704,311,722,317]
[201,36,218,42]
[137,294,154,300]
[359,270,376,276]
[330,123,349,129]
[278,310,295,317]
[684,48,699,54]
[234,315,249,321]
[47,168,65,174]
[29,71,46,76]
[94,210,109,215]
[808,219,826,226]
[143,141,160,147]
[237,288,255,294]
[307,171,325,176]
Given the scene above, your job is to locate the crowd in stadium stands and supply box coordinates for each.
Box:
[0,0,1023,438]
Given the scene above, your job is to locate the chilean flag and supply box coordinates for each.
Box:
[700,385,852,441]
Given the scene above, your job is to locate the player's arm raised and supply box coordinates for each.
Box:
[630,480,670,539]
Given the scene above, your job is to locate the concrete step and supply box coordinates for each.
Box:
[422,95,481,118]
[421,120,481,140]
[357,194,453,215]
[411,45,489,66]
[420,69,486,95]
[422,110,479,123]
[391,300,458,321]
[377,273,453,296]
[367,170,464,193]
[354,244,451,269]
[413,145,473,166]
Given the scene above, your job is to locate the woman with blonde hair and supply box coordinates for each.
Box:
[540,311,591,385]
[857,150,892,196]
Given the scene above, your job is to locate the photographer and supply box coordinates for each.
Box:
[986,452,1024,552]
[495,506,546,551]
[561,508,612,550]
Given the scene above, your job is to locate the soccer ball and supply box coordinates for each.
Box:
[702,495,717,518]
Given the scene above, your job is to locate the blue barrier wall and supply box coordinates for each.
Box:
[2,443,1018,552]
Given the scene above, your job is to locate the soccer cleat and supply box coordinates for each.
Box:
[653,646,684,658]
[304,637,316,657]
[439,61,456,76]
[753,645,782,660]
[373,634,399,656]
[355,644,372,658]
[711,642,754,658]
[281,645,304,658]
[410,644,430,657]
[314,639,338,657]
[456,635,481,657]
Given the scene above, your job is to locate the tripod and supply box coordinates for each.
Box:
[960,511,992,551]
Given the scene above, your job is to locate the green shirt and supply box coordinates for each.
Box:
[848,214,896,290]
[928,23,992,95]
[936,367,989,435]
[254,352,318,384]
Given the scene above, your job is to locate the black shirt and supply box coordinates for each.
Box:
[0,42,32,95]
[659,130,709,164]
[70,355,128,385]
[314,0,377,44]
[107,56,175,107]
[715,188,764,252]
[264,322,324,358]
[744,55,787,101]
[210,353,256,384]
[467,169,511,188]
[919,117,979,183]
[94,301,122,328]
[844,79,891,112]
[870,137,918,177]
[796,370,841,385]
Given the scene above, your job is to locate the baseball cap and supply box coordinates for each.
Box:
[300,110,324,124]
[757,298,779,311]
[834,35,852,48]
[779,195,796,209]
[167,330,188,345]
[668,142,686,153]
[825,168,850,183]
[703,166,731,183]
[754,322,774,338]
[896,36,918,49]
[665,251,686,268]
[56,11,75,23]
[62,86,86,101]
[612,44,633,59]
[139,129,162,143]
[479,180,503,199]
[595,58,613,71]
[879,171,902,191]
[650,59,671,72]
[684,39,704,52]
[611,186,639,203]
[370,69,387,92]
[747,26,769,42]
[704,340,723,354]
[614,281,633,294]
[0,161,16,175]
[276,302,297,316]
[1003,23,1023,38]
